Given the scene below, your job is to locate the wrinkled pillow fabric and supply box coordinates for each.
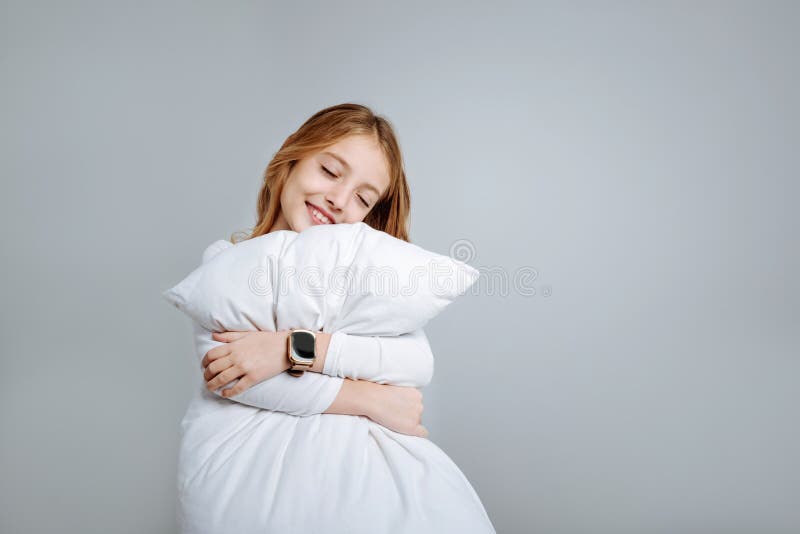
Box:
[163,223,495,534]
[162,221,479,336]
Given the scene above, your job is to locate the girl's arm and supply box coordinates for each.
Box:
[194,321,342,416]
[194,321,431,417]
[313,329,434,387]
[322,378,375,417]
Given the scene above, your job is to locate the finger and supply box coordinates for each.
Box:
[204,356,233,382]
[202,346,231,368]
[213,331,250,342]
[211,331,230,342]
[206,366,244,393]
[207,369,241,394]
[203,345,229,367]
[221,375,253,398]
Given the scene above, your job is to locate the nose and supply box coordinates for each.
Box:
[324,182,349,213]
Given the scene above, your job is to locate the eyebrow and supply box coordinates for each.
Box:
[322,151,383,197]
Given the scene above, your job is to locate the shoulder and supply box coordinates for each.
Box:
[201,239,233,264]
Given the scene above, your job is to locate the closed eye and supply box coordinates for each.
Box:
[323,165,370,208]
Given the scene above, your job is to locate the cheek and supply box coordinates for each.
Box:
[283,178,309,203]
[348,212,368,224]
[295,174,328,197]
[308,173,331,190]
[278,187,291,210]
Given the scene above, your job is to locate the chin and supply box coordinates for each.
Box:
[294,217,315,233]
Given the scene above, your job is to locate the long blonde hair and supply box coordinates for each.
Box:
[231,103,412,244]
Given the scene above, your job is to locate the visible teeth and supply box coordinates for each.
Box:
[311,207,331,223]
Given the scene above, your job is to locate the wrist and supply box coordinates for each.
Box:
[324,378,380,418]
[353,379,381,418]
[280,330,292,372]
[310,331,330,373]
[283,330,329,374]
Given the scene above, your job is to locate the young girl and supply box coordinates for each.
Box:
[178,103,496,533]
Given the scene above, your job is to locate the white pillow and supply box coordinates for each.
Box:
[162,222,479,336]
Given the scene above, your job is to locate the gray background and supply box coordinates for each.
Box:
[1,1,797,533]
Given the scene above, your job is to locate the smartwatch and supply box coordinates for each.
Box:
[287,329,317,377]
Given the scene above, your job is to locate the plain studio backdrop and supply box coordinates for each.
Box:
[1,1,797,533]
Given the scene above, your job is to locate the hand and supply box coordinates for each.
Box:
[202,330,291,398]
[367,384,429,438]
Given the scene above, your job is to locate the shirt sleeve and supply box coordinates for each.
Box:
[322,329,435,387]
[192,321,344,417]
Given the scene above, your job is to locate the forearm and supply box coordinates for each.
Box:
[194,321,342,416]
[310,334,383,419]
[308,332,332,373]
[323,378,379,417]
[195,324,425,417]
[311,329,434,387]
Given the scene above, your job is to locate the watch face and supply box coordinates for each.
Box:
[291,331,315,361]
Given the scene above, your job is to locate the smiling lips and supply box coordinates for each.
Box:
[306,202,333,225]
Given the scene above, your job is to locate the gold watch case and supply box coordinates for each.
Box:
[287,329,317,377]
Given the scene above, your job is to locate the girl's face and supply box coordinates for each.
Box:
[271,135,392,233]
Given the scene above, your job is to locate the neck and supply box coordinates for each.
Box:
[269,212,291,232]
